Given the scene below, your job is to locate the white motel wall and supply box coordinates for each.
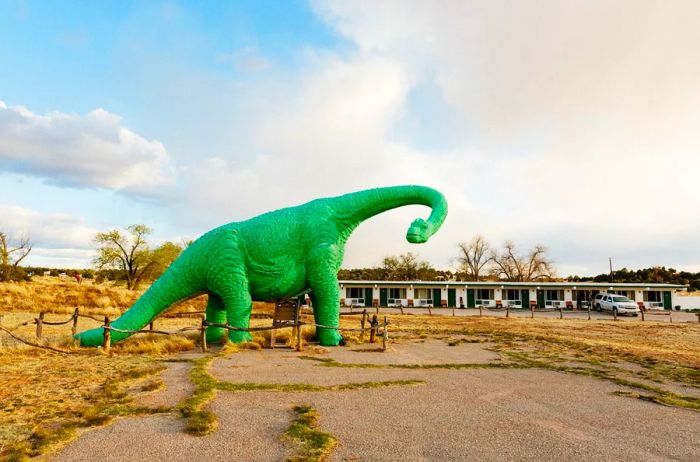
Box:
[336,281,688,311]
[675,295,700,311]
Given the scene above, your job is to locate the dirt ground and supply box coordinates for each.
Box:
[53,340,699,462]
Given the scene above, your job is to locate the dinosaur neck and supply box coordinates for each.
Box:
[328,185,448,240]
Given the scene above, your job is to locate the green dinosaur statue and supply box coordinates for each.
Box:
[76,185,448,347]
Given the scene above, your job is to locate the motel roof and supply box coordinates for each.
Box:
[338,280,688,290]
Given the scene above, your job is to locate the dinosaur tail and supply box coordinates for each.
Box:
[75,252,205,346]
[328,185,448,242]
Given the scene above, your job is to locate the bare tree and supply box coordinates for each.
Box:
[455,235,490,281]
[0,232,32,281]
[382,252,435,280]
[94,224,153,290]
[490,241,554,281]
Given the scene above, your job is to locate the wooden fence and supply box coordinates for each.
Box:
[0,307,390,354]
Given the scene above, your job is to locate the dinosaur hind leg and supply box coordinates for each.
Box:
[205,293,227,343]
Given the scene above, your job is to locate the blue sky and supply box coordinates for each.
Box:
[1,0,699,275]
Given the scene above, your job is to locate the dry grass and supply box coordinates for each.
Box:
[388,314,700,369]
[0,276,212,316]
[0,351,168,460]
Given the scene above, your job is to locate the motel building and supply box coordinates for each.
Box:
[337,281,687,311]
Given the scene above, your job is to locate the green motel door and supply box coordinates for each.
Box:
[537,290,545,308]
[467,289,476,308]
[364,288,373,307]
[380,288,388,307]
[432,289,442,307]
[447,289,456,308]
[663,291,672,310]
[520,290,529,308]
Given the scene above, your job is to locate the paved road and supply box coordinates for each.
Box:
[54,341,700,462]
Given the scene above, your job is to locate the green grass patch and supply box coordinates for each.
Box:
[301,357,525,370]
[186,410,218,436]
[179,356,219,435]
[285,405,337,462]
[141,378,164,392]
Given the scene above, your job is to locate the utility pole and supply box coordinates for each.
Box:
[609,257,614,283]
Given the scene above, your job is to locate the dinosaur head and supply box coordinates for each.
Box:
[406,218,432,243]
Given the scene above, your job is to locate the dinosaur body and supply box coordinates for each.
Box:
[76,185,448,347]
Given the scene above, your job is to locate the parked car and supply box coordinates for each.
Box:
[593,294,639,316]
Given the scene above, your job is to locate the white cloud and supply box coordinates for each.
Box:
[0,205,97,249]
[305,0,700,274]
[216,47,271,72]
[0,205,98,268]
[176,54,481,263]
[0,101,174,195]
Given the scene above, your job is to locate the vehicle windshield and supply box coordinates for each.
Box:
[613,296,633,302]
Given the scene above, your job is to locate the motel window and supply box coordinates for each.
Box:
[389,288,406,299]
[476,289,493,300]
[415,288,432,299]
[545,290,564,301]
[503,289,520,301]
[644,291,662,302]
[346,288,364,299]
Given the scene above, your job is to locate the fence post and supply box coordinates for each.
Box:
[479,305,482,317]
[71,308,79,336]
[399,305,404,315]
[296,318,303,352]
[696,312,700,323]
[382,316,388,351]
[587,306,591,321]
[376,305,379,315]
[103,316,111,353]
[531,305,534,319]
[613,309,618,321]
[200,316,207,353]
[36,312,45,340]
[428,306,432,316]
[361,310,367,342]
[669,311,672,324]
[559,308,563,320]
[452,307,455,316]
[369,315,378,343]
[149,321,154,331]
[506,305,510,318]
[641,310,645,321]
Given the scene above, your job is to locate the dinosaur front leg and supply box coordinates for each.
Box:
[205,293,227,343]
[218,278,254,344]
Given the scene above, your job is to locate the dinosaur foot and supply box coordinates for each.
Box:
[228,330,253,343]
[317,328,343,346]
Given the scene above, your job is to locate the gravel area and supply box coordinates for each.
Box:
[133,361,194,409]
[212,340,501,386]
[53,343,699,462]
[52,404,291,462]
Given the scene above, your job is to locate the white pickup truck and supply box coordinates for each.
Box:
[593,293,640,316]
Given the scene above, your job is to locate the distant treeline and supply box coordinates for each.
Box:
[568,267,700,291]
[19,267,121,283]
[337,267,456,282]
